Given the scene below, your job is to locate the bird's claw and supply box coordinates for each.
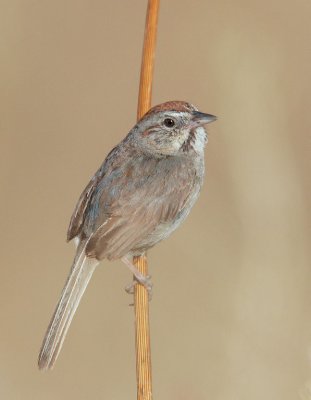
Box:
[125,275,153,301]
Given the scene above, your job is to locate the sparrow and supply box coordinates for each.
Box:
[38,101,216,370]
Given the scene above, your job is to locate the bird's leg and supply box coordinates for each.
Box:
[121,256,153,300]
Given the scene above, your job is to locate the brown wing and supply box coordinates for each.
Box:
[67,143,124,242]
[85,155,199,260]
[67,175,99,241]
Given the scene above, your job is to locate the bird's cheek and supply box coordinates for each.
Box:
[169,135,186,153]
[178,130,190,146]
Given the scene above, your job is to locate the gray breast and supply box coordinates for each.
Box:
[130,155,205,255]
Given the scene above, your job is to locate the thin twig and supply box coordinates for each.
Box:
[137,0,160,120]
[134,1,160,400]
[133,255,153,400]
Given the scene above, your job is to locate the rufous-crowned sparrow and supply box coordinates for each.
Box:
[38,101,216,370]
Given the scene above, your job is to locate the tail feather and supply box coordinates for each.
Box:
[38,247,98,370]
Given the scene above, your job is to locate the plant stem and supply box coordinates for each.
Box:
[134,1,160,399]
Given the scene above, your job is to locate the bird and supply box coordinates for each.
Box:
[38,100,216,370]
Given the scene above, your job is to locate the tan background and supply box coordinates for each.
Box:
[1,0,311,399]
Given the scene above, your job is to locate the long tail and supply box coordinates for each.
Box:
[38,246,99,370]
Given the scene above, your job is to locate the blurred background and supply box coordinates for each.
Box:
[1,0,311,399]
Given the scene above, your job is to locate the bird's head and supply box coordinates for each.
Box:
[131,101,216,157]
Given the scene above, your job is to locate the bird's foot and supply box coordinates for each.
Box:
[125,275,153,300]
[121,256,153,301]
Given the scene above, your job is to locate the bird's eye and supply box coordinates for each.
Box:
[163,118,175,128]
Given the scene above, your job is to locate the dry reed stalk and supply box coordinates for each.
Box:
[134,1,160,399]
[136,0,160,120]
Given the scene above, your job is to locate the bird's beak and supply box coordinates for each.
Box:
[191,111,217,127]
